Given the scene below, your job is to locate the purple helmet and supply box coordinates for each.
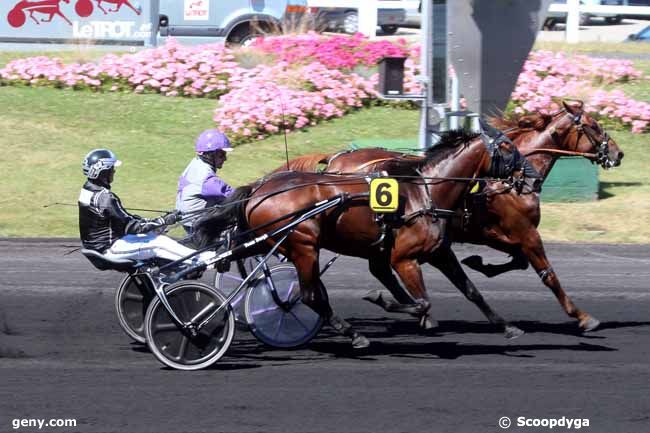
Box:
[195,129,233,153]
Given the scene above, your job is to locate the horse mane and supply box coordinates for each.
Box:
[270,153,331,174]
[191,185,254,249]
[488,113,553,140]
[378,129,480,174]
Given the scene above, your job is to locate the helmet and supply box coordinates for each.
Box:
[82,149,122,180]
[195,129,233,153]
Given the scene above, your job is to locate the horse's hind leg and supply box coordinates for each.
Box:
[521,228,599,331]
[363,255,435,323]
[428,246,524,339]
[292,247,369,349]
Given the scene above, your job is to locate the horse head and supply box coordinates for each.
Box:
[517,100,623,169]
[560,100,623,168]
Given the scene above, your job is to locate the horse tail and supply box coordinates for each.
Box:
[271,153,331,174]
[192,185,253,249]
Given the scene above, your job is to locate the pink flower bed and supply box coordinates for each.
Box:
[214,61,376,144]
[511,50,649,133]
[0,39,240,98]
[251,31,409,69]
[1,36,647,142]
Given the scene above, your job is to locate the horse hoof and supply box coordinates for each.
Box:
[580,316,600,332]
[504,325,524,339]
[420,316,439,330]
[362,290,382,304]
[352,335,370,349]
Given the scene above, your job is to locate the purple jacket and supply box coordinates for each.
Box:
[176,158,233,219]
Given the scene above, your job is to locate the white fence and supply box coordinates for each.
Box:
[547,1,649,43]
[307,0,420,38]
[308,1,650,42]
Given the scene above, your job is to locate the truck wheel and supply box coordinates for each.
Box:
[342,11,358,34]
[380,25,398,35]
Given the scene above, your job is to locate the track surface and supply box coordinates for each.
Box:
[1,239,649,433]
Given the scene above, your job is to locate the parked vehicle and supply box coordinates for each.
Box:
[313,2,406,35]
[627,24,650,40]
[622,0,650,19]
[158,0,310,46]
[544,0,626,29]
[403,1,421,27]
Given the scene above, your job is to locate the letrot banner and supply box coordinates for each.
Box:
[0,0,157,46]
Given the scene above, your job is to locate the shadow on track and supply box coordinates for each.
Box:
[341,318,650,339]
[307,340,617,360]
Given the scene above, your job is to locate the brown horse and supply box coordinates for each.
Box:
[194,131,525,348]
[275,101,624,331]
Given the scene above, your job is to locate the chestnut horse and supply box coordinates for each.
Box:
[275,101,624,332]
[194,131,525,348]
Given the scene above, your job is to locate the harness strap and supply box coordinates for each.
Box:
[354,157,399,171]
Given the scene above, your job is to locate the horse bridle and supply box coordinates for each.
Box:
[567,110,614,168]
[524,109,614,169]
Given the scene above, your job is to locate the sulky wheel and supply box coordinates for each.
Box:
[7,8,26,28]
[214,255,285,323]
[114,273,155,343]
[144,281,234,370]
[245,264,322,348]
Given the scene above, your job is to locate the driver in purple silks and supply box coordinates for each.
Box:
[176,129,234,233]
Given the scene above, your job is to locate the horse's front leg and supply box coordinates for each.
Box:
[363,253,435,324]
[389,257,437,330]
[428,245,524,339]
[521,228,599,331]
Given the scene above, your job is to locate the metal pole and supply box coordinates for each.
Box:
[419,0,432,149]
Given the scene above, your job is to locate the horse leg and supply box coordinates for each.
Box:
[292,247,369,349]
[96,0,108,14]
[390,259,436,330]
[428,246,524,339]
[363,255,434,321]
[124,0,141,14]
[520,228,599,332]
[461,248,529,278]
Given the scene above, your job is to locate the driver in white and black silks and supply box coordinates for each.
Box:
[175,129,235,234]
[78,149,216,265]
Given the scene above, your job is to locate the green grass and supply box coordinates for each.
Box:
[0,85,418,237]
[0,49,648,242]
[534,40,650,56]
[539,130,650,243]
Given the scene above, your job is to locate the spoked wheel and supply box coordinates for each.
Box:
[214,254,286,323]
[114,273,155,343]
[245,264,322,348]
[144,282,234,370]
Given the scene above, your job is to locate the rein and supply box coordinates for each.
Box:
[522,148,598,158]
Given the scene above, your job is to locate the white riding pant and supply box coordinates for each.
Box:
[104,233,215,264]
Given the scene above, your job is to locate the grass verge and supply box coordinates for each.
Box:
[0,50,648,242]
[0,85,417,237]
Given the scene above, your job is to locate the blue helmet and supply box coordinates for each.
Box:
[82,149,122,180]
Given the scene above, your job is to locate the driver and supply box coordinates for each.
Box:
[176,129,234,233]
[78,149,215,264]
